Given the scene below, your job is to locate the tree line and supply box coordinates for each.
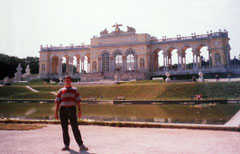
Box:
[0,53,39,80]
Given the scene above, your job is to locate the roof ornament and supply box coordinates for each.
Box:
[112,22,123,32]
[127,26,136,33]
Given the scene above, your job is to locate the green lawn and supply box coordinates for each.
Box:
[1,81,240,100]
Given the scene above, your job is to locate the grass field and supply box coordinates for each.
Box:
[0,81,240,100]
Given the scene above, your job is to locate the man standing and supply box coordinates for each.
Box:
[55,75,88,151]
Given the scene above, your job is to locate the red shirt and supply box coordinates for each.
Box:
[55,86,81,107]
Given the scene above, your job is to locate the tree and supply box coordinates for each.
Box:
[22,57,39,74]
[231,57,240,65]
[0,54,39,80]
[0,54,23,79]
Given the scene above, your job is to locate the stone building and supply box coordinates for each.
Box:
[39,24,231,81]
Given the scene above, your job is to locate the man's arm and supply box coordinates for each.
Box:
[55,90,61,120]
[55,103,60,119]
[77,101,82,119]
[75,89,82,119]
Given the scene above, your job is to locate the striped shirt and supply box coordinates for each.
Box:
[55,86,81,107]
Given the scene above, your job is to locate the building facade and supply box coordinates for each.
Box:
[39,24,231,81]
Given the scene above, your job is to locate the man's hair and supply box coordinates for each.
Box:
[64,75,72,81]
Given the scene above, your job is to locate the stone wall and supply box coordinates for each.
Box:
[81,73,104,82]
[103,72,148,81]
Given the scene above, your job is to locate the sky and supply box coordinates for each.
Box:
[0,0,240,60]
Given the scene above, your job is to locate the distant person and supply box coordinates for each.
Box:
[215,74,219,82]
[194,94,202,100]
[192,76,197,82]
[227,73,231,82]
[55,75,88,151]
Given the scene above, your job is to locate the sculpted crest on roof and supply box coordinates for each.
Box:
[100,23,136,37]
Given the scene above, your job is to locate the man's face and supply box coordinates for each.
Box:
[64,78,72,86]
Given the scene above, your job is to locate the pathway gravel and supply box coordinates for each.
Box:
[1,125,240,154]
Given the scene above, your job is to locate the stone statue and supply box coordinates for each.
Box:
[59,76,63,84]
[23,64,31,78]
[112,22,123,32]
[165,72,171,83]
[3,76,9,85]
[127,26,136,33]
[16,63,22,75]
[198,72,204,82]
[114,74,118,82]
[100,28,109,36]
[14,63,23,81]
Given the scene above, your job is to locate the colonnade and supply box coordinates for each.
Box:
[98,54,139,73]
[49,56,88,75]
[153,48,212,71]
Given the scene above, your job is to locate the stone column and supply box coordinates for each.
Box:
[164,54,168,70]
[170,55,172,69]
[135,55,138,71]
[150,53,154,71]
[69,57,73,75]
[65,58,69,74]
[166,55,169,70]
[112,56,116,72]
[192,52,196,69]
[184,57,187,69]
[98,57,102,72]
[77,58,80,73]
[109,56,113,72]
[122,55,127,72]
[163,56,166,70]
[180,56,183,69]
[168,56,171,69]
[208,49,212,67]
[182,56,186,69]
[177,51,180,70]
[163,54,165,68]
[155,54,158,71]
[58,58,62,75]
[81,58,85,73]
[87,57,91,73]
[79,58,81,73]
[196,54,199,69]
[225,44,231,67]
[49,58,52,75]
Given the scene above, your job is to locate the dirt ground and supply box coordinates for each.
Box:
[0,125,240,154]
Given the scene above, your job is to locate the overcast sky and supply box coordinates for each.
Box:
[0,0,240,59]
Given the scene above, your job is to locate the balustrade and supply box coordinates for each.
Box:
[157,31,227,43]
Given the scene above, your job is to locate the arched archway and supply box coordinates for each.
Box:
[126,50,135,71]
[153,48,164,71]
[101,52,110,72]
[84,56,88,73]
[197,45,211,68]
[115,51,123,72]
[61,55,69,74]
[72,55,80,74]
[113,49,123,72]
[166,47,178,70]
[51,55,59,74]
[182,46,193,69]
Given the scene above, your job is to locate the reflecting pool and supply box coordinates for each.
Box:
[0,102,239,124]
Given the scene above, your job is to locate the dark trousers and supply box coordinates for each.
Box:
[60,106,83,147]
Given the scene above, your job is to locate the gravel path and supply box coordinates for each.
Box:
[1,125,240,154]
